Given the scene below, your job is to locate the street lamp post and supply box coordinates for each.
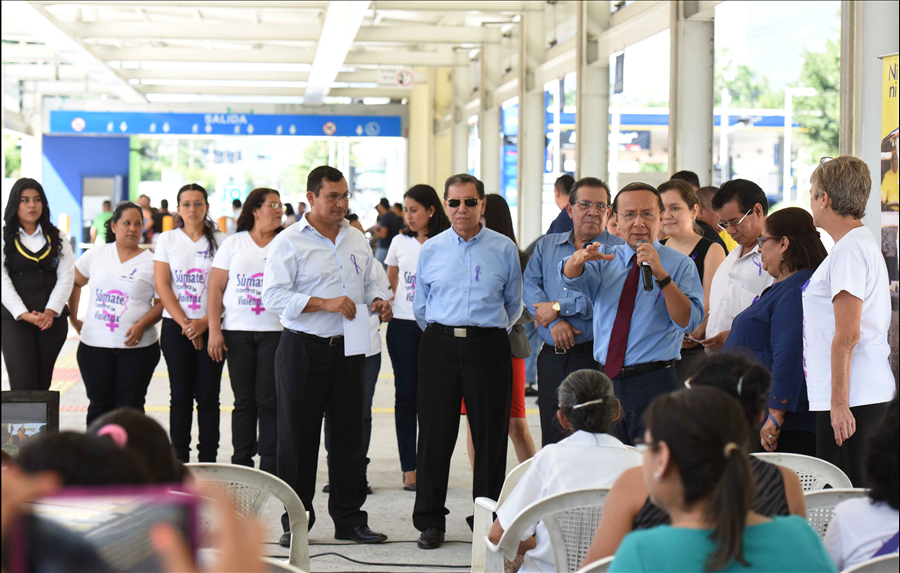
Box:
[783,87,817,206]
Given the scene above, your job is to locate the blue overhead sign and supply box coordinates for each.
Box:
[49,111,402,137]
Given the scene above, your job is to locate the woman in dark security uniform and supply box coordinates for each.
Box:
[1,178,75,390]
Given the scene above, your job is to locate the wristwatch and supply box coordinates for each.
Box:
[656,275,673,290]
[551,301,560,312]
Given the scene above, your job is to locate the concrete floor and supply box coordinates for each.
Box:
[3,322,543,572]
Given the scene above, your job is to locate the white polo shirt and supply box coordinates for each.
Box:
[153,228,227,320]
[707,243,774,338]
[211,231,282,332]
[496,431,642,573]
[384,234,422,321]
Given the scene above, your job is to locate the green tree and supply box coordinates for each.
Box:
[4,133,22,179]
[715,48,784,108]
[278,141,330,193]
[793,38,840,159]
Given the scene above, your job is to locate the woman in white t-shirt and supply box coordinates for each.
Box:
[154,183,227,463]
[825,398,899,570]
[804,155,896,486]
[385,184,451,491]
[67,202,162,425]
[207,188,284,474]
[488,369,641,573]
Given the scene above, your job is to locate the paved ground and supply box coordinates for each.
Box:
[2,320,543,572]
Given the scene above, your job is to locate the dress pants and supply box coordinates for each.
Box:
[523,320,542,386]
[385,318,420,472]
[608,364,679,445]
[76,341,160,426]
[223,330,280,475]
[536,344,599,446]
[816,401,890,487]
[1,316,68,391]
[324,352,381,467]
[160,318,224,463]
[413,326,512,532]
[674,345,705,383]
[276,330,368,533]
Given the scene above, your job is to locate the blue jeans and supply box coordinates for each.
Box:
[385,318,420,472]
[374,246,389,269]
[324,352,381,463]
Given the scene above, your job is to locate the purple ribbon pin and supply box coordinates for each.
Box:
[752,255,762,276]
[801,279,810,292]
[691,252,698,261]
[653,289,665,309]
[752,295,760,305]
[475,265,481,281]
[350,254,361,274]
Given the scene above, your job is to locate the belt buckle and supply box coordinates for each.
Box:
[453,327,467,338]
[328,336,341,347]
[555,346,567,355]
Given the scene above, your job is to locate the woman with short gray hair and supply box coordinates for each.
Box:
[803,155,895,486]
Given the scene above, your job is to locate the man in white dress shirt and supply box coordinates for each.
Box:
[702,179,773,350]
[262,166,392,546]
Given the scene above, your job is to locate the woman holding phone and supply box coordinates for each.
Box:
[207,188,284,474]
[1,178,74,391]
[68,202,163,425]
[154,183,226,463]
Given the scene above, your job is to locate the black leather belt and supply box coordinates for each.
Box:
[289,329,344,347]
[603,360,675,379]
[541,341,593,355]
[427,323,502,338]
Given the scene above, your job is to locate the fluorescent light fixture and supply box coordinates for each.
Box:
[138,61,312,73]
[362,97,391,105]
[146,94,306,104]
[304,1,371,105]
[323,96,353,105]
[502,97,519,109]
[139,79,308,88]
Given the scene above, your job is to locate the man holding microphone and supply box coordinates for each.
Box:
[262,165,392,546]
[412,174,523,549]
[561,182,703,444]
[524,177,623,446]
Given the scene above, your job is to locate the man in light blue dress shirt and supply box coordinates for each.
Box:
[524,177,624,446]
[561,182,703,444]
[262,166,392,546]
[412,174,523,549]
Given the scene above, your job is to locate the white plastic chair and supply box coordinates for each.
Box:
[752,452,852,491]
[844,554,900,573]
[577,555,614,573]
[471,459,533,573]
[484,488,610,573]
[803,488,869,539]
[262,557,305,573]
[186,463,310,572]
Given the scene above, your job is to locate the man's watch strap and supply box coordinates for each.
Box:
[656,275,673,290]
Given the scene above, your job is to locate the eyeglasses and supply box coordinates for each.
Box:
[617,210,660,223]
[574,200,609,211]
[447,198,480,208]
[324,193,351,203]
[819,156,833,171]
[756,236,776,249]
[263,202,283,210]
[718,208,754,230]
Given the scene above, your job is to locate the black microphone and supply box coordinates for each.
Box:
[636,239,654,291]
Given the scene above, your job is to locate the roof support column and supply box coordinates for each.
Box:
[517,8,546,245]
[479,40,502,193]
[451,55,471,176]
[575,1,610,183]
[667,1,714,185]
[408,68,434,188]
[840,0,899,244]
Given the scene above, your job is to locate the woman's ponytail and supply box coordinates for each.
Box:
[706,441,754,571]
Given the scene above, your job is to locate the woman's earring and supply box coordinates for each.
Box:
[653,471,662,482]
[781,254,784,262]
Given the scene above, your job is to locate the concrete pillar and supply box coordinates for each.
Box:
[479,40,502,193]
[517,10,546,246]
[667,1,714,185]
[451,59,471,176]
[432,67,454,191]
[408,67,433,187]
[841,0,899,245]
[575,1,610,183]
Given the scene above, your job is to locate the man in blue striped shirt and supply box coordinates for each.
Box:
[412,174,523,549]
[524,177,624,446]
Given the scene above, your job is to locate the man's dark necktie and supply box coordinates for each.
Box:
[605,255,640,379]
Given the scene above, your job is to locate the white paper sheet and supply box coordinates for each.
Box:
[342,304,372,356]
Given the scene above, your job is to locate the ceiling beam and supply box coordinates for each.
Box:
[0,44,60,61]
[3,65,384,83]
[355,25,501,44]
[364,1,544,12]
[3,2,145,104]
[304,1,370,105]
[30,1,329,9]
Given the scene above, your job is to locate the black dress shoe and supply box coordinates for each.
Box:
[466,515,475,531]
[279,532,291,548]
[322,482,330,493]
[417,528,444,550]
[334,525,388,544]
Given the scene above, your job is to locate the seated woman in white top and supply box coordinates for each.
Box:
[825,397,899,570]
[488,369,642,572]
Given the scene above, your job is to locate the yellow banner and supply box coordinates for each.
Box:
[881,54,898,211]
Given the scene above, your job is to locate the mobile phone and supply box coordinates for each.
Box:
[685,336,704,344]
[11,485,199,573]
